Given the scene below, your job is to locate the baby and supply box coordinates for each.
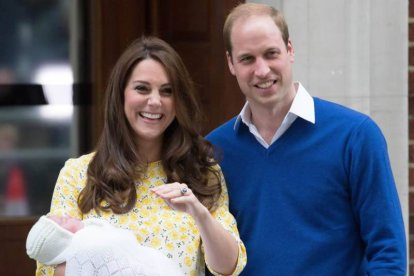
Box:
[26,215,183,276]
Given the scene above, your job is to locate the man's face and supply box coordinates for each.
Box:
[227,15,295,110]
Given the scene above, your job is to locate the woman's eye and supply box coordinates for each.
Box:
[161,88,173,95]
[134,85,148,93]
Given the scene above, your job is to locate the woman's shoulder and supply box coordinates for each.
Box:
[208,163,222,173]
[64,152,96,170]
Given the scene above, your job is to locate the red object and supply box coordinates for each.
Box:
[6,165,27,200]
[5,165,29,215]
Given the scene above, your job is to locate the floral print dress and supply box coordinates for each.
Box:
[36,153,246,276]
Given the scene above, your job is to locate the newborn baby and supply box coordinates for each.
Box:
[26,215,183,276]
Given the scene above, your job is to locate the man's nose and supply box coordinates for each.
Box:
[254,58,270,78]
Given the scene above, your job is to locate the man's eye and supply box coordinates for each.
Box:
[239,56,253,64]
[266,51,278,58]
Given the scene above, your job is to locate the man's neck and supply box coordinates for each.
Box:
[249,84,297,144]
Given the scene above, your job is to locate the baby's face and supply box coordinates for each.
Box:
[49,215,84,233]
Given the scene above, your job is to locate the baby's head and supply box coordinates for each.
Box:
[26,215,83,265]
[48,215,84,233]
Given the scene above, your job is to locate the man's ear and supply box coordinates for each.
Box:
[226,51,236,76]
[287,39,295,63]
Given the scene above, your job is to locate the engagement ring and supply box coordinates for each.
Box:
[180,187,188,195]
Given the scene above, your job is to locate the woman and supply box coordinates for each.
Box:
[37,36,246,276]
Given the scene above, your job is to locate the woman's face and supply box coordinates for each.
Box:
[124,58,176,151]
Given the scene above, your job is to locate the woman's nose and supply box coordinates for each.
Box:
[148,92,162,107]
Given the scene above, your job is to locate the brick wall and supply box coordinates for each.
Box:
[410,0,414,274]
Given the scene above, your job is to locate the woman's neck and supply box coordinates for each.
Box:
[138,138,163,163]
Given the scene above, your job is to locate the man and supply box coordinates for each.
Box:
[207,3,406,275]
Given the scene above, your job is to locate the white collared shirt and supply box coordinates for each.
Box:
[234,82,315,148]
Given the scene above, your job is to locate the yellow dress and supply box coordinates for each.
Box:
[36,153,246,276]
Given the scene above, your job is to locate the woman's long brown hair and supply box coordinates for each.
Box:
[78,36,221,214]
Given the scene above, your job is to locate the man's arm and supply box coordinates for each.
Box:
[348,118,406,274]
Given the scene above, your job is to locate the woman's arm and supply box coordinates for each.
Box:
[192,203,239,275]
[151,182,239,275]
[37,156,89,275]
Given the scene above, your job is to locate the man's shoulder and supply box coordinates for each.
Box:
[314,97,384,138]
[314,97,370,121]
[206,116,238,140]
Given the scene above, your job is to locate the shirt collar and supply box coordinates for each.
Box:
[290,82,315,124]
[234,82,315,130]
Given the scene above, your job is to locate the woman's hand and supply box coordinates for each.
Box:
[151,182,208,219]
[53,263,66,276]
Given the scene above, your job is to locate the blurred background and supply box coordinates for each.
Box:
[0,0,78,217]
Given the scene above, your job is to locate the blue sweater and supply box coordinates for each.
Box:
[207,98,406,275]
